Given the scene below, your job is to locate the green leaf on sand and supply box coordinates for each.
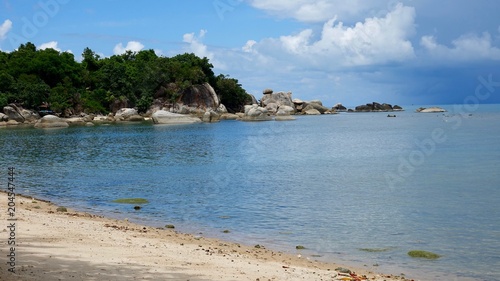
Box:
[408,250,441,259]
[112,198,149,204]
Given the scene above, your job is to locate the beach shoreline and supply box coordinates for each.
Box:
[0,191,417,281]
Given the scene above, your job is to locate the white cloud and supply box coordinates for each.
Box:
[0,19,13,40]
[113,41,145,55]
[420,32,500,61]
[247,3,416,67]
[248,0,392,22]
[182,30,226,70]
[39,41,61,51]
[242,40,257,53]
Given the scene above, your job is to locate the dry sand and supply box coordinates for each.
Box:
[0,192,414,281]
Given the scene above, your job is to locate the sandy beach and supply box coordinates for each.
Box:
[0,191,414,281]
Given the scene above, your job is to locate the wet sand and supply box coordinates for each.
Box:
[0,191,414,281]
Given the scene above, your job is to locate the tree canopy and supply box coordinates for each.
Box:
[0,43,251,114]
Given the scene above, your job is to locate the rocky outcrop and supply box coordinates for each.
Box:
[152,110,202,125]
[34,115,69,129]
[416,107,447,113]
[275,107,296,121]
[2,104,40,123]
[202,110,220,123]
[302,101,330,114]
[3,105,25,122]
[332,103,347,112]
[354,102,402,112]
[261,90,294,108]
[0,113,7,122]
[242,104,272,121]
[114,108,144,122]
[304,108,321,115]
[178,83,219,111]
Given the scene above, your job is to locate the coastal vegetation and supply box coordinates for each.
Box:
[0,42,250,114]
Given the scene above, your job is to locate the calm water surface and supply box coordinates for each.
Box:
[1,105,499,281]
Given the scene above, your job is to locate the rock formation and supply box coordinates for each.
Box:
[242,104,272,121]
[152,110,202,125]
[34,115,69,129]
[416,107,447,113]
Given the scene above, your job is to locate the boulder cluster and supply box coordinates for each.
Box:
[2,85,408,128]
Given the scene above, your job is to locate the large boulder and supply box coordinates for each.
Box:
[303,103,329,114]
[304,108,321,115]
[202,110,220,123]
[3,105,25,123]
[275,107,296,121]
[178,83,219,110]
[261,91,294,108]
[332,103,347,111]
[354,102,397,112]
[265,103,279,115]
[20,109,40,123]
[416,107,447,113]
[0,113,7,122]
[114,108,144,121]
[242,104,272,121]
[34,115,69,129]
[152,110,202,125]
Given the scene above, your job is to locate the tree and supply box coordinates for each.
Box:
[215,74,252,113]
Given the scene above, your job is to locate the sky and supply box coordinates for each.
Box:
[1,0,500,106]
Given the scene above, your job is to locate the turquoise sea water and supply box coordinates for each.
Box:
[1,105,499,280]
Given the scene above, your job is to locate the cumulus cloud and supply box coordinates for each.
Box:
[420,32,500,61]
[183,30,226,70]
[39,41,61,51]
[113,41,145,55]
[248,0,392,22]
[247,3,416,67]
[0,19,13,40]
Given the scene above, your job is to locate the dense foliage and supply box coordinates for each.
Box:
[0,42,250,114]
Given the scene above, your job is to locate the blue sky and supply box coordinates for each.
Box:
[1,0,500,106]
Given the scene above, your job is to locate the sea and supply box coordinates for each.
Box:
[1,104,499,281]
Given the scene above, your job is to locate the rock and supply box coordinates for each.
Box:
[3,105,25,122]
[202,110,220,123]
[83,114,95,122]
[305,108,321,115]
[34,115,69,129]
[0,113,7,121]
[20,109,40,123]
[6,120,19,126]
[275,107,296,121]
[265,103,279,115]
[127,115,145,122]
[152,110,202,125]
[247,94,259,106]
[216,103,228,114]
[416,107,447,113]
[263,88,273,95]
[278,105,295,115]
[261,91,294,109]
[303,103,329,114]
[85,122,95,126]
[178,82,219,110]
[354,102,399,112]
[309,100,323,106]
[66,117,85,125]
[242,104,272,121]
[332,103,347,111]
[110,97,129,114]
[393,105,403,111]
[115,108,139,121]
[387,114,397,117]
[220,113,239,120]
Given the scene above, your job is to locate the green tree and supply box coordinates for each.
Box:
[215,74,252,113]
